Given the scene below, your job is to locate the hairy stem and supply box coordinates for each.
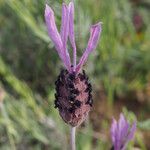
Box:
[70,127,76,150]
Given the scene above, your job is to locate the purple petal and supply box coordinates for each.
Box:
[45,4,70,71]
[45,5,63,55]
[76,22,102,73]
[60,3,71,71]
[69,2,77,71]
[119,114,126,126]
[61,3,69,48]
[121,122,136,150]
[127,121,136,141]
[118,114,127,139]
[118,114,129,149]
[121,120,129,145]
[117,114,125,148]
[111,118,117,144]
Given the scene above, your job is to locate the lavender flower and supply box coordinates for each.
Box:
[110,113,136,150]
[45,2,101,127]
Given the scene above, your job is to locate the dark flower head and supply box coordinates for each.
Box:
[45,2,102,126]
[54,69,92,126]
[110,113,136,150]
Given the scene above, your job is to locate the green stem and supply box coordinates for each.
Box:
[70,127,76,150]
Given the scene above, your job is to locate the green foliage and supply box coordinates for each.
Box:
[0,0,150,149]
[138,119,150,130]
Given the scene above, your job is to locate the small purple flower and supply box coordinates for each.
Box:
[44,2,102,73]
[110,113,136,150]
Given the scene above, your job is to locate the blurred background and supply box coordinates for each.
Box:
[0,0,150,149]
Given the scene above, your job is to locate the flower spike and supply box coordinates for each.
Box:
[45,2,102,127]
[110,113,136,150]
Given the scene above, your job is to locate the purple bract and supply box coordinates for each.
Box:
[44,2,102,73]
